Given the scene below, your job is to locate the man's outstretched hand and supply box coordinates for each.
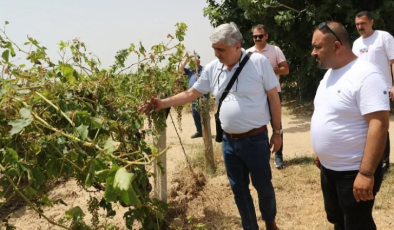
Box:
[138,97,163,114]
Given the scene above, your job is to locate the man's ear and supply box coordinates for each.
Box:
[334,40,342,52]
[235,42,242,50]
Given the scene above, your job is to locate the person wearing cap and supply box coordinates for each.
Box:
[246,24,289,169]
[179,52,209,138]
[140,22,282,230]
[352,11,394,176]
[311,21,389,230]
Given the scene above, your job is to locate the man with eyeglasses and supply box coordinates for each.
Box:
[311,21,389,230]
[352,11,394,176]
[139,22,282,230]
[246,24,289,170]
[179,52,209,139]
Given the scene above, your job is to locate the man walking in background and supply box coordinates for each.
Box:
[352,11,394,175]
[312,21,389,230]
[179,52,208,139]
[247,24,289,169]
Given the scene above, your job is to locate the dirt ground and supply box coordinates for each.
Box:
[4,104,394,230]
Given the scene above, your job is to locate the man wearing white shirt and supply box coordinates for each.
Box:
[312,21,389,230]
[352,11,394,175]
[140,22,282,230]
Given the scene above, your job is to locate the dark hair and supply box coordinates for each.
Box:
[317,21,352,48]
[252,24,269,34]
[356,11,374,20]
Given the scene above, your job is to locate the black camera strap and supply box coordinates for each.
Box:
[216,52,252,115]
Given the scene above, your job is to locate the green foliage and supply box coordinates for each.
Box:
[0,21,189,229]
[204,0,394,102]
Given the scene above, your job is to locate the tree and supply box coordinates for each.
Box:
[204,0,394,102]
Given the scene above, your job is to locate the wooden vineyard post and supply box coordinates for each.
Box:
[153,127,167,202]
[200,98,216,173]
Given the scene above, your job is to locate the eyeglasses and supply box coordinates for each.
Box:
[252,34,266,39]
[217,65,239,93]
[318,22,342,45]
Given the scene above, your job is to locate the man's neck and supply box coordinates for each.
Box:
[332,52,358,70]
[362,30,375,39]
[255,43,267,52]
[225,51,243,71]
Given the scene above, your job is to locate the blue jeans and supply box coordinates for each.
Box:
[222,131,277,230]
[268,92,284,165]
[321,164,383,230]
[191,101,202,134]
[191,94,210,134]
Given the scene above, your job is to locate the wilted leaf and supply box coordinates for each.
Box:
[96,164,119,180]
[20,107,32,119]
[91,117,102,129]
[104,177,117,202]
[46,159,62,178]
[5,148,18,162]
[104,138,120,155]
[85,160,97,187]
[65,206,84,221]
[76,124,89,140]
[8,118,33,135]
[24,186,37,197]
[16,89,31,94]
[31,167,45,187]
[119,186,141,207]
[113,168,134,191]
[41,196,53,207]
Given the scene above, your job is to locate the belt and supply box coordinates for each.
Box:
[224,125,267,140]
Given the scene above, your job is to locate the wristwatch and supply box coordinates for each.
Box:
[273,129,283,135]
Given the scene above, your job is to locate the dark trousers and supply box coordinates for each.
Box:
[382,132,390,174]
[320,164,383,230]
[267,92,283,162]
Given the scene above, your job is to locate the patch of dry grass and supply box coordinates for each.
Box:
[169,145,394,230]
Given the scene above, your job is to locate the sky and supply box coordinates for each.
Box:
[0,0,217,69]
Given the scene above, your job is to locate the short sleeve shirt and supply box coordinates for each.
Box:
[193,51,279,133]
[311,59,389,171]
[352,30,394,89]
[246,44,287,92]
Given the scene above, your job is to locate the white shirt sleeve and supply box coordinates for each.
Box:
[357,72,390,115]
[383,32,394,61]
[192,65,211,94]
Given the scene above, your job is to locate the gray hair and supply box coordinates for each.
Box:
[210,22,243,46]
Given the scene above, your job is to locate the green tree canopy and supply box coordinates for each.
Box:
[204,0,394,101]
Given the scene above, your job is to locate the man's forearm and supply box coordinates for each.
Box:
[274,66,289,75]
[162,88,203,108]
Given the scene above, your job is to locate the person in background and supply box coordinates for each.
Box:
[140,22,282,230]
[311,21,389,230]
[352,11,394,176]
[247,24,289,169]
[179,52,208,138]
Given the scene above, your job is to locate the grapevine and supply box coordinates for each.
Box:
[0,21,189,229]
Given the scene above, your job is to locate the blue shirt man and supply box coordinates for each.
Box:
[180,53,209,138]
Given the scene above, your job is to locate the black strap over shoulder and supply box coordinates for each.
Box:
[217,52,253,113]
